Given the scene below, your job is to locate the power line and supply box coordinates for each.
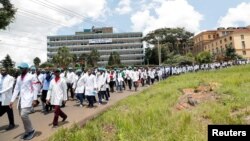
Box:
[0,43,46,51]
[28,0,124,31]
[18,10,68,27]
[0,31,45,42]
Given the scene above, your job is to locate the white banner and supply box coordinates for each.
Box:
[89,38,112,44]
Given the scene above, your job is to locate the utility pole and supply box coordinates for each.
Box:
[156,37,161,66]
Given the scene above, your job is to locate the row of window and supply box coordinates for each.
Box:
[48,34,142,41]
[48,39,142,46]
[48,46,143,52]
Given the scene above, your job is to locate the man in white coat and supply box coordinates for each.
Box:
[73,69,85,107]
[10,62,37,140]
[0,67,15,130]
[84,69,97,108]
[46,68,67,127]
[96,68,108,104]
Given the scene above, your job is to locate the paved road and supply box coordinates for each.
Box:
[0,87,146,141]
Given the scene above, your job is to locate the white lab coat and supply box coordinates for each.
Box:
[32,73,44,96]
[96,73,106,91]
[0,74,15,106]
[105,72,110,89]
[132,71,139,82]
[46,77,67,106]
[11,73,37,109]
[73,74,85,94]
[84,74,97,96]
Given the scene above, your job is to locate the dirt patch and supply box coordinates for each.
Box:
[230,107,250,124]
[176,82,219,110]
[102,124,116,134]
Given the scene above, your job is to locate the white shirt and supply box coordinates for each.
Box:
[11,73,37,109]
[84,74,97,96]
[46,77,67,106]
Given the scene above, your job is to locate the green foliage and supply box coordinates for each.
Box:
[1,54,14,71]
[33,57,41,68]
[195,51,212,64]
[143,27,194,54]
[87,49,100,67]
[108,52,121,66]
[50,65,250,141]
[225,44,238,60]
[52,47,73,69]
[0,0,16,29]
[40,61,54,68]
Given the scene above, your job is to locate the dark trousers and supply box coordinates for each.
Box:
[53,105,67,126]
[67,83,74,99]
[106,88,110,98]
[76,93,84,105]
[0,102,15,125]
[86,96,94,107]
[41,90,53,112]
[127,79,132,90]
[133,81,138,91]
[98,91,108,103]
[141,78,145,86]
[151,78,155,84]
[109,81,115,92]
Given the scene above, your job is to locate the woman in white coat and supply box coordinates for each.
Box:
[46,68,67,127]
[0,67,15,130]
[84,69,97,108]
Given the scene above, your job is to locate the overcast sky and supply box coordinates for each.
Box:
[1,0,250,66]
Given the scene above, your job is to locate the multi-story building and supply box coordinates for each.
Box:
[47,27,144,66]
[192,26,250,59]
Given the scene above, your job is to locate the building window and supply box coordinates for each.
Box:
[220,40,222,44]
[208,35,211,39]
[224,38,227,42]
[242,41,245,49]
[241,35,244,40]
[213,35,215,38]
[243,51,246,55]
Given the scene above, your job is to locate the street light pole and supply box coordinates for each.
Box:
[156,37,161,66]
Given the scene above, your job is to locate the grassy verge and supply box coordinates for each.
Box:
[50,65,250,141]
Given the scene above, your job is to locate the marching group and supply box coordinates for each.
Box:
[0,59,249,140]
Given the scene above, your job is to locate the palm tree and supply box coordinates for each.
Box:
[52,47,73,69]
[87,49,100,67]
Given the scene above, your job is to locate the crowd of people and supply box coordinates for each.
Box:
[0,59,249,140]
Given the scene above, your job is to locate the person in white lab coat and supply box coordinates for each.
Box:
[73,69,85,107]
[0,67,15,130]
[84,69,97,108]
[10,62,37,140]
[96,68,108,104]
[46,68,68,127]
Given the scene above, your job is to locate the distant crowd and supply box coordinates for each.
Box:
[0,59,249,140]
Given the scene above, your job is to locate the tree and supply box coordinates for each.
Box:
[87,49,100,67]
[144,47,152,65]
[143,27,194,54]
[40,61,54,68]
[108,52,121,66]
[225,44,238,60]
[195,51,212,64]
[0,0,16,30]
[52,47,73,69]
[1,54,14,72]
[33,57,41,68]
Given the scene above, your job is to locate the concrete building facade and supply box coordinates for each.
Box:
[192,26,250,59]
[47,27,144,66]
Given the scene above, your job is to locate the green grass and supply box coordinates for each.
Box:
[50,65,250,141]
